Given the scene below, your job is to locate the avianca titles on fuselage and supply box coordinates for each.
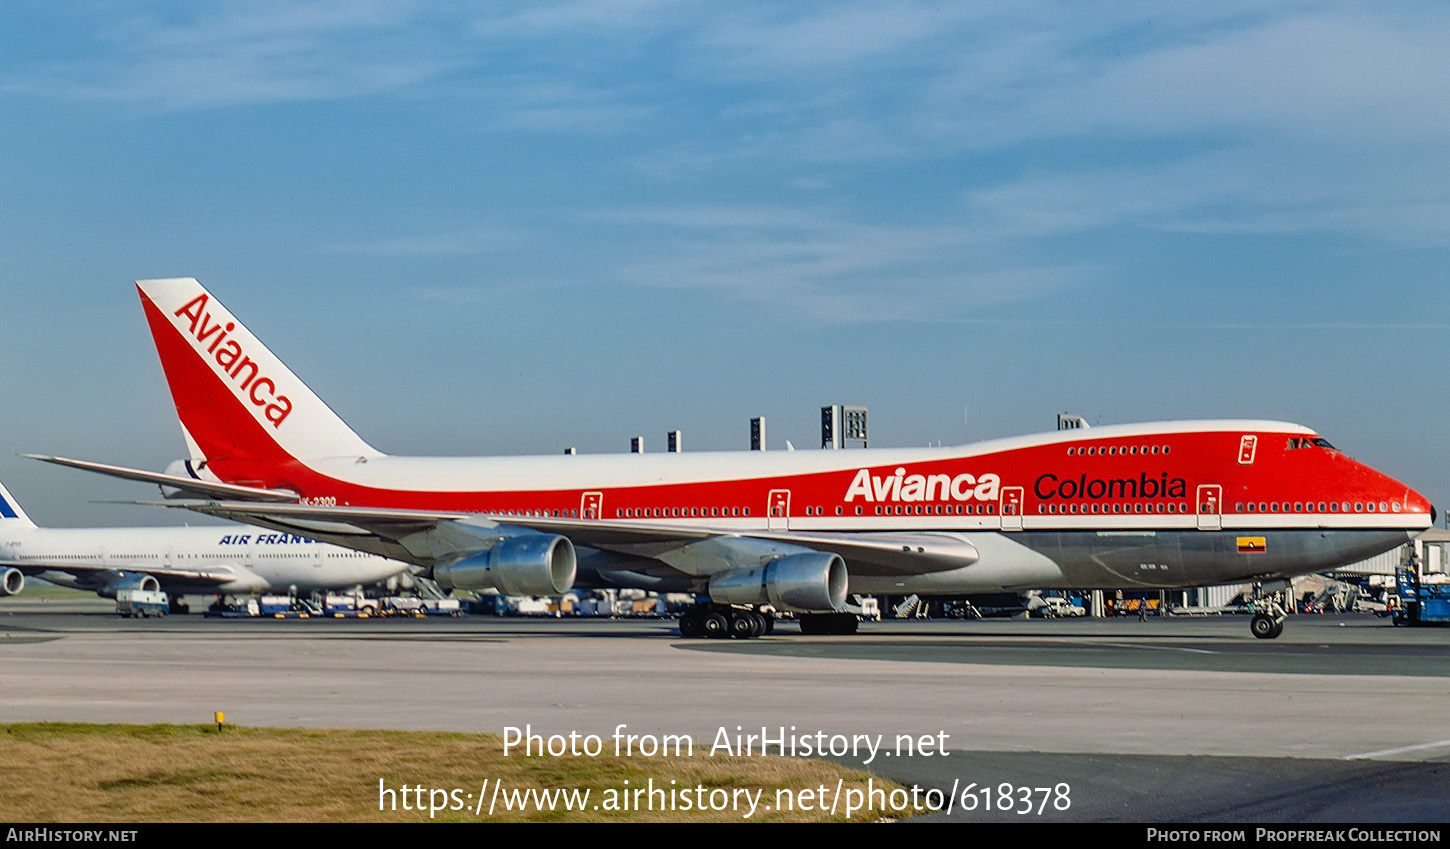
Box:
[134,278,1430,595]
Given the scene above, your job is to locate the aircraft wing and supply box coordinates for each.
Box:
[2,558,241,586]
[497,516,978,577]
[148,500,978,577]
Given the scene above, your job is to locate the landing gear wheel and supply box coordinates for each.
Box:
[702,612,729,638]
[679,608,706,638]
[1250,613,1282,640]
[681,605,770,639]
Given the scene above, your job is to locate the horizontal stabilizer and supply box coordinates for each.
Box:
[24,455,298,503]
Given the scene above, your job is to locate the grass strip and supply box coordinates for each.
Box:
[1,723,920,822]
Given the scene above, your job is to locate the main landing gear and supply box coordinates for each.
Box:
[676,604,861,638]
[1249,598,1288,639]
[678,603,774,639]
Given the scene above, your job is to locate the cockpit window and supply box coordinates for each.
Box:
[1312,438,1335,449]
[1288,437,1337,450]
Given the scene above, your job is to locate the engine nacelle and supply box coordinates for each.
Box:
[97,573,161,599]
[433,534,577,596]
[708,552,848,613]
[0,568,24,597]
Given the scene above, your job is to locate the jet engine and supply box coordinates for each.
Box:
[708,551,848,613]
[96,573,161,599]
[433,533,577,595]
[0,567,23,597]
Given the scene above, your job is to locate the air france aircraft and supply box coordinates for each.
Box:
[34,278,1433,639]
[0,479,411,604]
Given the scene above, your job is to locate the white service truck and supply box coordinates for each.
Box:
[116,589,169,618]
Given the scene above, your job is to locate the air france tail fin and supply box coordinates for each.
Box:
[136,278,382,468]
[0,480,38,529]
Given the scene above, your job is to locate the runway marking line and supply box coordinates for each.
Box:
[1343,739,1450,760]
[1096,642,1217,655]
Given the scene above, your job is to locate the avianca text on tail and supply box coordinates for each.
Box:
[120,277,1432,641]
[172,292,292,428]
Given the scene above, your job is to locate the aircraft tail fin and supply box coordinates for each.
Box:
[0,480,39,529]
[135,278,383,469]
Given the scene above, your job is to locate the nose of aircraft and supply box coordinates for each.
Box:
[1369,461,1434,527]
[1399,478,1434,521]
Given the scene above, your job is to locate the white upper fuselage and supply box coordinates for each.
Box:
[228,419,1429,536]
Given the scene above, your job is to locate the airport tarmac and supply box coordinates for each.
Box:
[1,601,1446,822]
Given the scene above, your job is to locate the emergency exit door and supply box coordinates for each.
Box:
[767,489,791,531]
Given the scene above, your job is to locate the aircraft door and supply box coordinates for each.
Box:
[1196,484,1223,531]
[1000,486,1024,531]
[580,492,603,520]
[767,489,790,531]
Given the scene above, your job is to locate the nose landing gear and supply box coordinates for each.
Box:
[1249,597,1288,639]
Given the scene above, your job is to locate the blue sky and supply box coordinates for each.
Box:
[2,1,1448,526]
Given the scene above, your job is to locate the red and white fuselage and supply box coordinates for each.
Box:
[131,278,1431,597]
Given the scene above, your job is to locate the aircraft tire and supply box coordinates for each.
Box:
[702,612,729,638]
[1250,613,1280,639]
[679,609,705,638]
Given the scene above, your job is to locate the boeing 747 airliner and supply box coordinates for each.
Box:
[32,278,1433,639]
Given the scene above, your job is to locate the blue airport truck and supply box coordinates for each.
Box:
[1393,568,1450,625]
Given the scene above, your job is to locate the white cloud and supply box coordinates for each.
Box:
[6,1,458,109]
[612,204,1080,323]
[967,144,1450,246]
[320,222,531,258]
[1014,12,1450,146]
